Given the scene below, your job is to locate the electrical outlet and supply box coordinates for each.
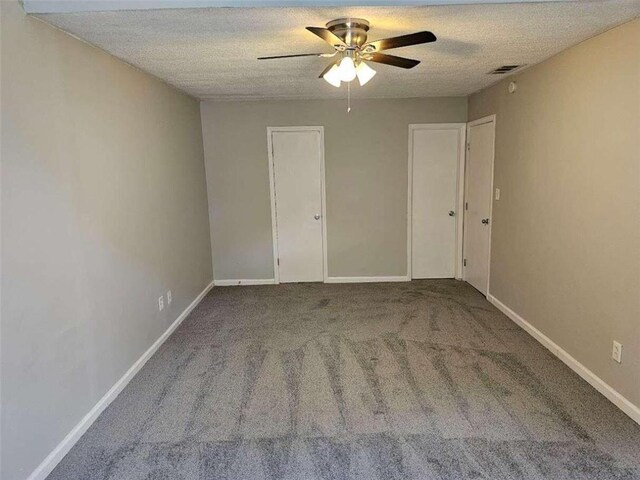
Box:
[612,341,622,363]
[167,290,172,305]
[158,296,164,312]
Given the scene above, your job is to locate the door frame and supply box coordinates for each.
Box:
[463,114,496,295]
[407,123,467,280]
[267,126,328,284]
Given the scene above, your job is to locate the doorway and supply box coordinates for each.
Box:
[408,123,466,279]
[268,127,327,283]
[463,115,496,295]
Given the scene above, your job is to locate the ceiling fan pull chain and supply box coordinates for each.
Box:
[347,81,351,113]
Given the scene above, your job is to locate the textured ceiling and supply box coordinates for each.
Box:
[22,0,583,13]
[36,1,640,100]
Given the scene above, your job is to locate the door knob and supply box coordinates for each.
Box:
[448,211,455,217]
[481,218,490,225]
[314,214,321,220]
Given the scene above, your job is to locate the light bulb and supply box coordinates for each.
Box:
[356,61,376,86]
[338,56,357,82]
[323,64,342,88]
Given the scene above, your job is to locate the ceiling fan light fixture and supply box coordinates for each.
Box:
[323,64,342,87]
[356,61,376,86]
[338,56,357,82]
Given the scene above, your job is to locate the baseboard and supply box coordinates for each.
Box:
[215,278,410,286]
[214,278,276,286]
[27,280,215,480]
[324,276,410,284]
[487,294,640,426]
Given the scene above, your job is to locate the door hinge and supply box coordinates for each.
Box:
[466,142,471,151]
[465,202,468,211]
[463,259,467,267]
[277,258,280,266]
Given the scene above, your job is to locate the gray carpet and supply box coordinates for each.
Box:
[47,280,640,479]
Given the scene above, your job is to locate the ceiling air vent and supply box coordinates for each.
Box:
[488,65,523,74]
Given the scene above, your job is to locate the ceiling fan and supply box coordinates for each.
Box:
[258,18,437,88]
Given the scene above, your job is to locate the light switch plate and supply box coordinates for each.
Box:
[167,290,172,305]
[612,341,622,363]
[495,188,501,200]
[158,296,164,312]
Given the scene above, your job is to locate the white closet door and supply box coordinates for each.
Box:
[411,125,463,279]
[463,118,495,295]
[269,128,324,283]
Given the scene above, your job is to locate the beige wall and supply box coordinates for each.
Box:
[201,97,467,280]
[1,2,213,479]
[468,19,640,409]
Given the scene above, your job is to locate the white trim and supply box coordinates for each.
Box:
[488,294,640,425]
[267,126,327,284]
[407,127,412,280]
[407,123,466,281]
[26,281,215,480]
[407,127,413,280]
[463,114,496,296]
[325,276,409,284]
[214,279,276,286]
[320,131,329,283]
[466,115,497,129]
[267,129,280,284]
[456,128,467,280]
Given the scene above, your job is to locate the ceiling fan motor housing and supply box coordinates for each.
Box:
[326,18,370,48]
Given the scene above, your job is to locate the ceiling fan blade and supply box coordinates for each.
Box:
[306,27,347,48]
[365,31,436,52]
[258,52,334,60]
[367,52,420,69]
[318,59,340,78]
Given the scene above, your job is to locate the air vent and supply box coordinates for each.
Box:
[488,65,523,75]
